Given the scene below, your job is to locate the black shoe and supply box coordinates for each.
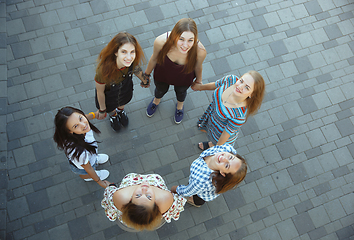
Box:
[110,115,122,132]
[117,110,129,127]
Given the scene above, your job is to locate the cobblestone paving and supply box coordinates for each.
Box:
[2,0,354,239]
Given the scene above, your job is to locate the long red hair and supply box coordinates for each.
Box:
[157,18,198,73]
[96,32,145,83]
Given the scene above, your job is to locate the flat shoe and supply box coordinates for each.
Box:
[198,141,211,151]
[97,154,109,164]
[84,170,110,181]
[187,198,201,208]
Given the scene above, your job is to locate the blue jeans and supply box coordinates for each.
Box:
[70,162,97,175]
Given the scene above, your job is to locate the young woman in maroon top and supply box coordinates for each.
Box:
[144,18,207,124]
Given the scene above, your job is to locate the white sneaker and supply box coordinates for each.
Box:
[97,154,109,164]
[97,169,109,180]
[84,170,110,181]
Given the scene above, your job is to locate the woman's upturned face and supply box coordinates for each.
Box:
[213,152,242,176]
[233,73,255,99]
[115,42,136,68]
[131,182,155,208]
[176,31,195,54]
[66,112,91,135]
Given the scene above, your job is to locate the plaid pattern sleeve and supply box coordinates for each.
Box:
[176,157,213,199]
[176,144,237,202]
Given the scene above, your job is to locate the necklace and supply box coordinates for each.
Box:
[223,90,243,106]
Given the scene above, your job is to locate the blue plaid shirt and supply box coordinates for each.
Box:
[176,144,237,201]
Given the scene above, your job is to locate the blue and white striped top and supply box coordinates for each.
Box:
[198,75,247,145]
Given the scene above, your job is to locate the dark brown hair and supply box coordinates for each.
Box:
[157,18,198,73]
[211,154,247,194]
[121,201,162,231]
[53,106,100,160]
[96,32,145,83]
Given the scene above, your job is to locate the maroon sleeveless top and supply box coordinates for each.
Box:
[153,55,196,87]
[154,32,197,86]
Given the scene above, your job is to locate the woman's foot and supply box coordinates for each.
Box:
[117,109,129,127]
[97,154,109,164]
[198,141,213,151]
[197,124,207,133]
[186,197,201,208]
[146,98,159,117]
[174,105,184,124]
[82,170,110,181]
[109,113,122,132]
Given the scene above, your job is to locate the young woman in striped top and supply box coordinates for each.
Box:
[192,71,265,150]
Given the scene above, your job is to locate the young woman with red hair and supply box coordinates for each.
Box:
[95,32,149,132]
[145,18,207,124]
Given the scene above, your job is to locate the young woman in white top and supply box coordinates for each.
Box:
[53,106,111,188]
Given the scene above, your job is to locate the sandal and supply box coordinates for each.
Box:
[198,141,211,151]
[197,124,207,133]
[187,197,201,208]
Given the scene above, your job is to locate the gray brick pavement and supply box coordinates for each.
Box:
[3,0,354,239]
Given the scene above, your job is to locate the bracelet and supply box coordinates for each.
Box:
[141,73,150,86]
[95,179,100,182]
[99,109,106,113]
[89,112,95,119]
[140,79,149,86]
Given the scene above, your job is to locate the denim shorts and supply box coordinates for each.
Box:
[70,163,97,175]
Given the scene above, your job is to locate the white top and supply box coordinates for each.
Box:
[67,130,98,169]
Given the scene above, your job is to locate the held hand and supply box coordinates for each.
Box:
[97,112,107,120]
[103,180,111,187]
[140,82,150,88]
[170,185,178,193]
[94,110,99,118]
[99,180,111,188]
[191,81,202,91]
[140,73,151,88]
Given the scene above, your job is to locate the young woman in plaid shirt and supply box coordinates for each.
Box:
[171,144,247,207]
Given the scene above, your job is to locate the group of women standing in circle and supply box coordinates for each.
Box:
[53,18,266,231]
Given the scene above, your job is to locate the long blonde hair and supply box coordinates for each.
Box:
[245,70,265,119]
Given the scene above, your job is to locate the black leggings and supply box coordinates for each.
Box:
[193,195,206,206]
[154,80,190,102]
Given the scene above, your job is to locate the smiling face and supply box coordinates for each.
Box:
[115,42,136,69]
[212,152,242,177]
[66,112,91,135]
[233,73,255,99]
[131,182,155,208]
[176,31,195,54]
